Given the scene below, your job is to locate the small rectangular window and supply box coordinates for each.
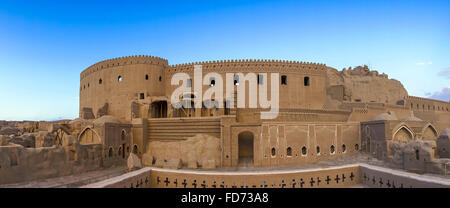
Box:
[281,75,287,85]
[210,77,215,86]
[140,93,145,99]
[304,76,310,86]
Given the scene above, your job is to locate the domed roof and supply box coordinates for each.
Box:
[69,118,86,125]
[93,115,121,125]
[402,115,423,121]
[440,128,450,137]
[372,112,398,121]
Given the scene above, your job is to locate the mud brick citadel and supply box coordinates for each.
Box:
[1,55,449,188]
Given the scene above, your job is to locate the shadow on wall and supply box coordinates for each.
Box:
[144,134,221,170]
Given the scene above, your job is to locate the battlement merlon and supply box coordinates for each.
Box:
[80,55,169,81]
[169,59,327,72]
[80,56,328,80]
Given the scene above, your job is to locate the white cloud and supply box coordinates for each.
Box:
[416,61,433,66]
[438,68,450,79]
[428,87,450,102]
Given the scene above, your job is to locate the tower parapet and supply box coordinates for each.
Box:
[169,59,327,73]
[81,55,168,80]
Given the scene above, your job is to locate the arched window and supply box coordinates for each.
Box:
[342,144,346,153]
[304,76,310,86]
[415,149,420,160]
[118,147,122,157]
[286,147,292,157]
[316,146,320,154]
[234,74,239,86]
[330,145,335,154]
[108,147,113,157]
[210,77,216,86]
[133,145,138,154]
[99,78,102,84]
[355,144,359,151]
[121,130,126,140]
[118,76,122,82]
[301,146,307,156]
[271,148,276,156]
[159,76,162,82]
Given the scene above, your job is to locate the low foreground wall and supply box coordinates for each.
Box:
[83,163,450,188]
[360,164,450,188]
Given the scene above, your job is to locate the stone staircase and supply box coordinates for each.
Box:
[147,117,221,141]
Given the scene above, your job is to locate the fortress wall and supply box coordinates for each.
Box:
[84,163,450,188]
[79,56,168,121]
[84,165,360,188]
[239,108,351,123]
[148,165,360,188]
[360,164,450,188]
[406,96,449,112]
[167,60,328,110]
[406,96,450,131]
[80,57,328,121]
[82,167,152,188]
[222,122,360,167]
[0,144,104,185]
[258,122,360,166]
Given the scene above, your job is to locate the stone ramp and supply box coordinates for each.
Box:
[0,166,127,188]
[147,117,221,141]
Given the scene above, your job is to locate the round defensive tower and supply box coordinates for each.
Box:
[79,55,168,121]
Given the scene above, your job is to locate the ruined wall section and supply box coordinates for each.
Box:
[325,65,409,107]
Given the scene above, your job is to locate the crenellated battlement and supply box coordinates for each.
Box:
[80,56,327,80]
[169,59,327,73]
[406,96,449,104]
[80,55,168,80]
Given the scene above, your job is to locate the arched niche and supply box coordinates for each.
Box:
[79,127,101,144]
[421,124,438,141]
[393,126,413,143]
[238,131,254,166]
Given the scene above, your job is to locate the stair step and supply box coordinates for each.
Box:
[147,117,221,141]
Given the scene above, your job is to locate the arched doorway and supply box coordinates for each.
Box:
[238,131,254,167]
[150,101,167,118]
[121,144,126,159]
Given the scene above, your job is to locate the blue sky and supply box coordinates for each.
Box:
[0,0,449,121]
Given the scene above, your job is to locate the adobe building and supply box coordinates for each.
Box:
[77,55,449,169]
[1,55,449,186]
